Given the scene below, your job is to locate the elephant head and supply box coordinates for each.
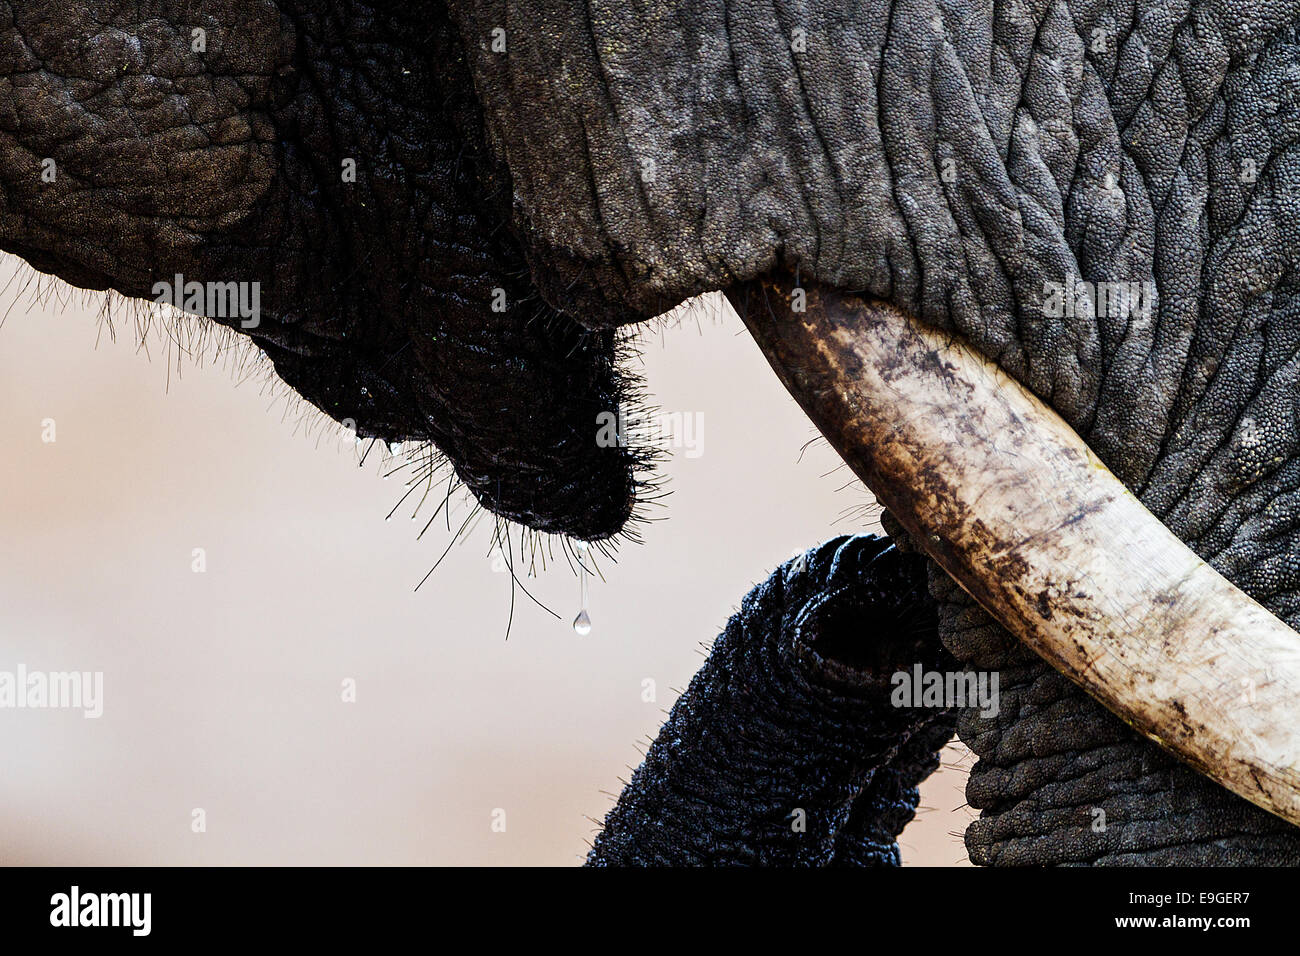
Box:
[6,0,1300,864]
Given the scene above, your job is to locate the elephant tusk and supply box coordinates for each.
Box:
[728,272,1300,828]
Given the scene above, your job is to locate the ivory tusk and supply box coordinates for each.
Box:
[729,274,1300,827]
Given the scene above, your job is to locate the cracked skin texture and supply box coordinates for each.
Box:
[4,0,1300,863]
[448,1,1300,862]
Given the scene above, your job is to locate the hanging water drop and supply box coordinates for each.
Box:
[573,540,592,635]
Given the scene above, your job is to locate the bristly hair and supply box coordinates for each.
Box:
[4,255,291,415]
[461,307,676,639]
[411,293,734,638]
[2,254,686,636]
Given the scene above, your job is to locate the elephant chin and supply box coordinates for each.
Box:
[727,271,1300,830]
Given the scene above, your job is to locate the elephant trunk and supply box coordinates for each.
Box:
[588,535,956,866]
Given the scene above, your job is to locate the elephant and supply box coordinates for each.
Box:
[5,0,1300,865]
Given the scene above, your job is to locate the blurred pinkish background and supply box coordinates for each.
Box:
[0,256,973,864]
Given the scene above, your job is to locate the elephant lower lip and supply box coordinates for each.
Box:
[728,272,1300,829]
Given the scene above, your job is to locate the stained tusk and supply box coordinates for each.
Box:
[728,273,1300,827]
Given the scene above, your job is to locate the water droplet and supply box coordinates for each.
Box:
[574,540,591,634]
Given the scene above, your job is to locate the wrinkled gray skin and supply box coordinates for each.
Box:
[5,0,1300,864]
[453,0,1300,865]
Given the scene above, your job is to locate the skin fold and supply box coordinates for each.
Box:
[4,0,1300,863]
